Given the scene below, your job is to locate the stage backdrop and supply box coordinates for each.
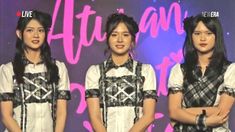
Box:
[0,0,235,131]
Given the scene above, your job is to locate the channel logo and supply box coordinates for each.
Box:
[16,11,33,17]
[202,11,219,17]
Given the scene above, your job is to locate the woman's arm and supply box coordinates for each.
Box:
[168,92,228,126]
[85,65,105,132]
[1,101,22,132]
[168,92,198,124]
[129,64,157,131]
[167,64,197,124]
[55,99,67,132]
[87,98,106,132]
[217,93,234,114]
[185,107,219,116]
[129,99,156,132]
[184,93,234,116]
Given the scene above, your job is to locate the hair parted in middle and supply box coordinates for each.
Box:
[182,13,229,83]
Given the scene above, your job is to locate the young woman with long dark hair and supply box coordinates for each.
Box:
[0,10,71,132]
[168,14,235,131]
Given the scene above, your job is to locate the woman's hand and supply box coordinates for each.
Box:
[205,109,229,127]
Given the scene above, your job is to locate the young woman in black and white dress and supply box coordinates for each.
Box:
[0,10,71,132]
[85,13,157,132]
[168,14,235,132]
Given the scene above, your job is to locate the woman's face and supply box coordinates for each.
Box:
[192,21,215,56]
[108,22,133,56]
[21,19,46,52]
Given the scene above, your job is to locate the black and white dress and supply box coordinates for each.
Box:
[168,62,235,132]
[0,59,71,132]
[85,57,157,132]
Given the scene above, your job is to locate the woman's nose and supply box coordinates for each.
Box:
[117,35,123,42]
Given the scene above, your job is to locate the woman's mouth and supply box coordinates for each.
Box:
[199,43,207,47]
[32,40,40,44]
[115,45,125,49]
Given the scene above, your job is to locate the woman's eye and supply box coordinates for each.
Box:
[26,29,33,32]
[207,32,213,35]
[111,34,117,37]
[123,33,130,37]
[38,29,45,33]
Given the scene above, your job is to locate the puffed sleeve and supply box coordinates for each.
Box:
[220,63,235,97]
[168,63,184,94]
[0,63,14,101]
[56,61,71,100]
[141,64,157,101]
[85,65,101,99]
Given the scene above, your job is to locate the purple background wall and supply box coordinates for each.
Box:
[0,0,235,131]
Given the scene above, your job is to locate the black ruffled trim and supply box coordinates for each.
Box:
[0,93,14,101]
[85,89,100,99]
[168,87,183,96]
[219,87,235,97]
[143,90,158,102]
[57,90,71,100]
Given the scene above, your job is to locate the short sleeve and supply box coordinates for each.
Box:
[85,65,101,99]
[0,63,14,101]
[220,63,235,97]
[141,64,157,101]
[56,61,71,100]
[168,63,184,94]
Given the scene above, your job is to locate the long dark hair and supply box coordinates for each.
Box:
[13,10,59,84]
[104,13,139,55]
[182,14,228,82]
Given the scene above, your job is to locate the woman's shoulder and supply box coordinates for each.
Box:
[171,63,182,72]
[223,62,235,88]
[54,59,69,67]
[0,62,14,76]
[54,59,64,65]
[133,61,153,71]
[133,60,150,67]
[228,62,235,67]
[142,64,155,73]
[225,62,235,72]
[133,61,156,76]
[87,64,100,73]
[54,60,69,73]
[0,62,13,71]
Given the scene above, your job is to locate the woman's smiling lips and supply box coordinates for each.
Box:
[115,44,125,49]
[32,40,40,44]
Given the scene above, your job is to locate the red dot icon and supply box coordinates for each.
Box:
[16,11,21,17]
